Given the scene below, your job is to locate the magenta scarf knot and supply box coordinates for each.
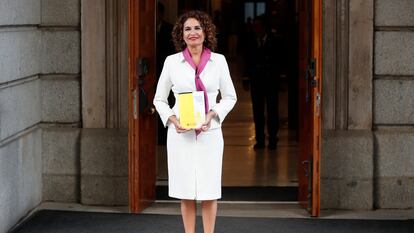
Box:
[183,47,211,136]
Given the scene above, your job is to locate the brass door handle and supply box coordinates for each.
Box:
[148,106,156,115]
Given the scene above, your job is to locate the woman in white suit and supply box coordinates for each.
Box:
[153,10,237,233]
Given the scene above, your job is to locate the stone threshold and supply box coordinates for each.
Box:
[27,201,414,220]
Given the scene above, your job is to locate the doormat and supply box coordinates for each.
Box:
[156,186,298,201]
[11,210,414,233]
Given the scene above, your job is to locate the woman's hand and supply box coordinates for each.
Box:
[168,115,191,133]
[200,110,217,132]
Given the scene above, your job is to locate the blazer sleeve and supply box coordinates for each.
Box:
[211,55,237,123]
[153,56,175,127]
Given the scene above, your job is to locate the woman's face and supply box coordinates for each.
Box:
[183,18,205,48]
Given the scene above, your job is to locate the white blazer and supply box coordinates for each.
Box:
[154,51,237,129]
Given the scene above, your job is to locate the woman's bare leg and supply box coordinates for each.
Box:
[201,200,217,233]
[181,199,196,233]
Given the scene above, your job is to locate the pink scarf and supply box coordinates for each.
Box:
[183,47,211,136]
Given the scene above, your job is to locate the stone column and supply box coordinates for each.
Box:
[80,0,129,205]
[321,0,374,210]
[40,0,82,203]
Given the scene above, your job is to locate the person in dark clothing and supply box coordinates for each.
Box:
[157,2,174,77]
[156,2,175,145]
[244,15,284,150]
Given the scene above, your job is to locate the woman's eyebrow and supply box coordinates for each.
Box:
[184,25,201,28]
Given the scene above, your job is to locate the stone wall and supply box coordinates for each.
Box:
[322,0,414,210]
[0,0,81,232]
[373,0,414,209]
[0,1,42,232]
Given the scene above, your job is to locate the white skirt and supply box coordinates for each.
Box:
[167,127,224,200]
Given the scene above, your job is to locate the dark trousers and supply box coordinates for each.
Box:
[250,79,279,144]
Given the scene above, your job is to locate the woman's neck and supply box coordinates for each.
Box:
[187,45,203,59]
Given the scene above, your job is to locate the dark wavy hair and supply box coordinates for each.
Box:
[171,10,217,52]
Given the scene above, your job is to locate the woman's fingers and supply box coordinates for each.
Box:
[174,121,212,133]
[175,126,184,133]
[177,128,189,133]
[200,121,211,132]
[175,124,191,133]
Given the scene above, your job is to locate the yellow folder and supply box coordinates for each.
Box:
[178,91,205,129]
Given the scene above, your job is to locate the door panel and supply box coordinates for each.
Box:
[310,0,322,217]
[128,0,157,213]
[298,0,311,211]
[298,0,322,217]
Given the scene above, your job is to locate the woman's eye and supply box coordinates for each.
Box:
[184,26,202,32]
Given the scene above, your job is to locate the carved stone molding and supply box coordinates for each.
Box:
[81,0,106,128]
[81,0,128,129]
[323,0,349,130]
[105,0,129,129]
[348,0,373,129]
[323,0,373,130]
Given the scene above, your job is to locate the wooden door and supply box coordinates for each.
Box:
[298,0,322,217]
[128,0,157,213]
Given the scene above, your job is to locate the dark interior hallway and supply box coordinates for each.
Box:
[155,0,299,201]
